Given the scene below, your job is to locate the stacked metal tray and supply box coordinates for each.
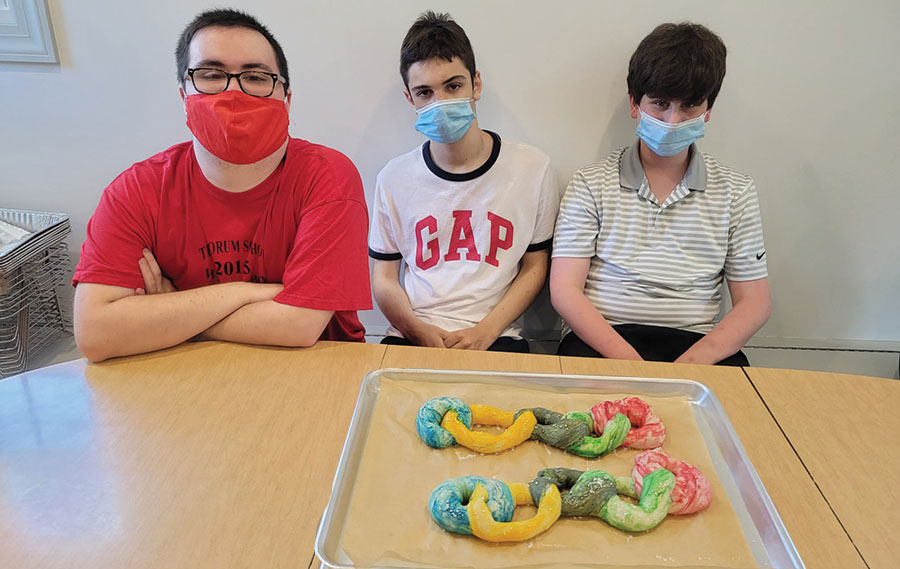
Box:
[0,209,72,377]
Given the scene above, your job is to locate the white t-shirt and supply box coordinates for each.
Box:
[369,131,560,338]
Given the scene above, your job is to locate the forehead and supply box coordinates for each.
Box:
[188,26,278,70]
[407,56,470,87]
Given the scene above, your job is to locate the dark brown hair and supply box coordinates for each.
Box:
[627,22,726,109]
[175,8,290,90]
[400,11,476,88]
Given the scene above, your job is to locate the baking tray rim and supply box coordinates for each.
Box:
[315,367,803,569]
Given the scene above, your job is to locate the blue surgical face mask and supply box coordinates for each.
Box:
[414,98,475,144]
[635,109,707,156]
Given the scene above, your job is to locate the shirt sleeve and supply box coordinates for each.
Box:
[275,153,373,311]
[72,169,156,289]
[551,170,600,258]
[528,163,560,250]
[367,169,402,260]
[724,178,768,281]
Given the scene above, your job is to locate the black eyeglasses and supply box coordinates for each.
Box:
[186,67,286,98]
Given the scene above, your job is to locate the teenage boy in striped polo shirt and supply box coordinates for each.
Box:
[550,23,771,365]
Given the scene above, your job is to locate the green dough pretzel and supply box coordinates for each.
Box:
[530,467,675,533]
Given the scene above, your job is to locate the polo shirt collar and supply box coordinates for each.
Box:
[620,139,708,192]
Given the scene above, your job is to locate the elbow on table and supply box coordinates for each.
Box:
[274,312,333,348]
[282,328,320,348]
[74,326,116,363]
[74,313,138,363]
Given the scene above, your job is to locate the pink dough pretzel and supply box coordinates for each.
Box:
[591,397,666,449]
[633,448,711,514]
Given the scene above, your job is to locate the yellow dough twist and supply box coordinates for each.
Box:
[441,406,537,454]
[467,481,561,542]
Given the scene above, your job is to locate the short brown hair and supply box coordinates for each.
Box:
[175,9,290,90]
[627,22,726,109]
[400,11,476,88]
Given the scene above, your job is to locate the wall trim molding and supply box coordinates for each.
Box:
[0,0,57,63]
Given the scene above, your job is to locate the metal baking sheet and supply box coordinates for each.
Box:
[315,368,804,569]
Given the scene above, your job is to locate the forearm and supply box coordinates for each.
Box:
[677,303,771,365]
[476,256,547,341]
[200,300,333,347]
[373,275,428,339]
[549,257,641,360]
[551,288,641,360]
[75,282,280,362]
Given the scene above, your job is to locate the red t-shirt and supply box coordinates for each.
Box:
[74,139,372,342]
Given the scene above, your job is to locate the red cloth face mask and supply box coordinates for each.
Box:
[185,91,289,164]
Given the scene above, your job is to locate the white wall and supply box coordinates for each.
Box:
[2,0,898,348]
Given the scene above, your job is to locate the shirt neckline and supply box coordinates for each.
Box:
[620,138,707,192]
[421,130,501,182]
[191,142,286,202]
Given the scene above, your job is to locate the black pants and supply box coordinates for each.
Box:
[558,324,749,366]
[381,335,530,353]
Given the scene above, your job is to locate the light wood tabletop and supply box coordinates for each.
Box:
[1,341,385,569]
[1,341,884,569]
[746,367,900,569]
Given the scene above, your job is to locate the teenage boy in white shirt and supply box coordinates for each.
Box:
[368,11,559,352]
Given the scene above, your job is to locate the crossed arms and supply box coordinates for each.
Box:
[74,250,333,362]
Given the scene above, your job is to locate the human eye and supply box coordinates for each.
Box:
[416,89,432,98]
[651,99,669,109]
[196,68,226,80]
[447,83,462,92]
[242,71,270,84]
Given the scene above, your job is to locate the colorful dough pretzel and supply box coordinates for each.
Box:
[416,396,666,457]
[429,465,677,541]
[428,451,710,542]
[591,397,666,450]
[633,448,711,514]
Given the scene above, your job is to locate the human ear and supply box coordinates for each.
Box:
[403,87,415,107]
[629,94,640,119]
[472,70,482,101]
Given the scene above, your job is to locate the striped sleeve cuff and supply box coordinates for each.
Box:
[368,248,402,261]
[526,238,553,252]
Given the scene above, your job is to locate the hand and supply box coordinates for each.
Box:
[406,323,450,348]
[443,324,498,351]
[135,249,177,295]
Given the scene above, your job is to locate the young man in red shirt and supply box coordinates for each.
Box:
[73,9,371,362]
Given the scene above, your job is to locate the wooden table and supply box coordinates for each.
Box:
[745,367,900,569]
[1,341,893,569]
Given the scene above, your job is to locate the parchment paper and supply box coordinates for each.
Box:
[337,377,757,568]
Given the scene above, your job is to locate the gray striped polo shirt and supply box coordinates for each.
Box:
[553,140,767,335]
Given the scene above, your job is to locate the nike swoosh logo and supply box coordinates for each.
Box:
[756,251,766,260]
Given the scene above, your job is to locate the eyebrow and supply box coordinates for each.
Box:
[193,59,276,72]
[410,74,467,92]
